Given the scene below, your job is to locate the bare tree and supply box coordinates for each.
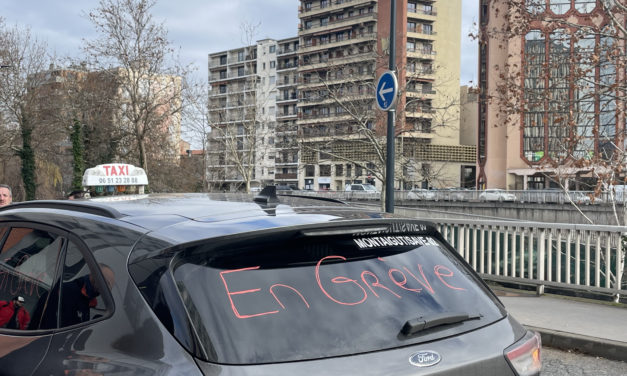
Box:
[181,74,211,192]
[0,19,55,200]
[206,23,277,193]
[83,0,185,181]
[481,0,627,224]
[298,53,462,208]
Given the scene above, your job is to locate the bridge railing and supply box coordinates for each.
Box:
[283,189,622,205]
[431,218,626,299]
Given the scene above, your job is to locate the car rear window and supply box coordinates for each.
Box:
[169,222,505,364]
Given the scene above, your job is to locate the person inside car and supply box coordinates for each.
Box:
[59,264,115,326]
[0,296,30,330]
[0,184,12,207]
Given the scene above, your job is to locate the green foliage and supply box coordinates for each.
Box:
[19,126,36,200]
[71,119,85,190]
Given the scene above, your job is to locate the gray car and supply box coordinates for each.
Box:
[0,188,540,375]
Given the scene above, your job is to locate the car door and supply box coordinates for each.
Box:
[33,238,118,375]
[0,224,66,375]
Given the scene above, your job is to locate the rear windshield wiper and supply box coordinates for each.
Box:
[401,312,482,336]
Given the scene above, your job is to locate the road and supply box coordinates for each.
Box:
[543,347,627,375]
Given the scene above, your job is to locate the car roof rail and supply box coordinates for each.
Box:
[0,200,123,219]
[285,194,347,204]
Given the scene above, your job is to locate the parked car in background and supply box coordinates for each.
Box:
[407,188,436,201]
[439,188,468,202]
[0,190,541,375]
[479,189,517,202]
[345,183,379,193]
[276,184,297,192]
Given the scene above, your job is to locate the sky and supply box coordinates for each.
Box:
[1,0,479,85]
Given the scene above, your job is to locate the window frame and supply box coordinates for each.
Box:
[0,221,115,334]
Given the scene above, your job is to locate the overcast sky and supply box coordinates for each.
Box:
[2,0,479,85]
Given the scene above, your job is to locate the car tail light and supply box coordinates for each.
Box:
[504,331,542,376]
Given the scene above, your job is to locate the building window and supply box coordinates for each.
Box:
[220,55,227,65]
[574,0,596,13]
[219,70,227,79]
[219,85,227,94]
[526,0,545,13]
[320,17,329,26]
[408,22,416,33]
[270,61,276,69]
[238,66,245,76]
[269,45,276,53]
[550,0,570,14]
[336,164,344,176]
[321,0,328,8]
[320,165,331,176]
[305,165,315,177]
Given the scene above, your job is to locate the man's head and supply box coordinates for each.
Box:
[13,296,24,307]
[0,184,12,207]
[67,190,90,200]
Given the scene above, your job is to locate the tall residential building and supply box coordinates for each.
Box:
[478,1,621,190]
[297,0,471,191]
[274,37,300,188]
[208,38,300,191]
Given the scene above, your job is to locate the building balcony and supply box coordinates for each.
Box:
[407,30,437,41]
[407,8,437,22]
[299,0,376,18]
[405,110,435,119]
[275,173,298,179]
[300,32,378,54]
[276,62,298,72]
[406,89,436,99]
[277,47,299,57]
[276,112,298,120]
[407,48,436,60]
[407,69,435,81]
[298,51,377,71]
[299,12,377,36]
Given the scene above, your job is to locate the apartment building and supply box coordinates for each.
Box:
[274,37,300,188]
[297,0,471,191]
[208,37,300,191]
[26,65,182,194]
[478,0,620,190]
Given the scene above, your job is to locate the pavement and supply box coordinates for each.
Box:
[492,287,627,362]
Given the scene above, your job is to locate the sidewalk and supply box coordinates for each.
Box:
[493,288,627,362]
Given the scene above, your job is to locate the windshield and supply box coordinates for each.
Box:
[363,184,377,191]
[171,228,504,364]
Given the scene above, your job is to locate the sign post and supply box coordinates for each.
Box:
[381,0,397,213]
[376,71,398,111]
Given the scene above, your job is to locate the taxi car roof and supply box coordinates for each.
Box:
[0,193,382,231]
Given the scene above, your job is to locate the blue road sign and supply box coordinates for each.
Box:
[375,70,398,111]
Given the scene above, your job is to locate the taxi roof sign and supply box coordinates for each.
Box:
[82,163,148,187]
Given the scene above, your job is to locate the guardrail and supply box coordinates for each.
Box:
[283,189,622,205]
[433,218,626,301]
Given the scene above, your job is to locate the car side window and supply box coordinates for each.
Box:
[58,242,114,327]
[0,226,63,331]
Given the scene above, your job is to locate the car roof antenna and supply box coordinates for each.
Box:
[254,186,279,204]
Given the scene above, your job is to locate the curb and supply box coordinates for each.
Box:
[526,325,627,363]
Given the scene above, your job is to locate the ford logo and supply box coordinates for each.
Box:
[409,350,442,367]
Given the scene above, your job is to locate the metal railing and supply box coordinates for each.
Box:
[433,218,626,299]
